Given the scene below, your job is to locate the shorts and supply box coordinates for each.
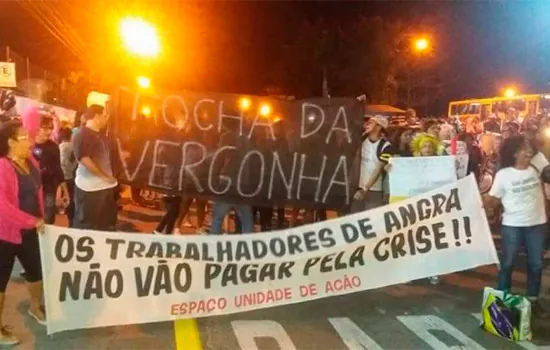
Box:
[0,229,42,292]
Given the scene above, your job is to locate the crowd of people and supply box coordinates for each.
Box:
[0,97,550,344]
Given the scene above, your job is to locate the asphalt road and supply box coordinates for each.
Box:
[5,200,550,350]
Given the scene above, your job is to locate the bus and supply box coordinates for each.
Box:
[448,93,550,122]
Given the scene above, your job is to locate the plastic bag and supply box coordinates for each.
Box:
[481,287,532,341]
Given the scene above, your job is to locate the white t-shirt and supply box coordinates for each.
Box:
[489,166,547,227]
[359,138,391,192]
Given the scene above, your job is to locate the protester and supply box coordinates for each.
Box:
[72,105,118,231]
[209,123,254,234]
[421,119,445,155]
[410,131,442,284]
[465,116,483,135]
[154,195,183,235]
[501,121,520,140]
[351,115,392,213]
[32,116,69,224]
[483,114,501,134]
[153,139,184,235]
[0,89,16,123]
[253,206,274,232]
[390,127,415,157]
[174,197,208,234]
[210,199,254,234]
[58,127,77,226]
[410,132,440,157]
[484,135,548,317]
[459,132,482,180]
[72,110,86,135]
[504,108,520,130]
[0,121,46,345]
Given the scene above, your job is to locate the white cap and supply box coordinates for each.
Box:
[371,115,389,129]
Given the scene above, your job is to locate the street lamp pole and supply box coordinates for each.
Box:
[407,71,411,108]
[406,36,430,110]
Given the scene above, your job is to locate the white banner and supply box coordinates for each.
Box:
[0,62,16,87]
[456,154,469,179]
[15,95,76,122]
[40,175,498,334]
[389,156,457,198]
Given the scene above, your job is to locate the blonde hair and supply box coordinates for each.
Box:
[410,132,442,157]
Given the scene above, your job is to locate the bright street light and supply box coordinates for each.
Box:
[504,87,517,98]
[137,76,151,89]
[141,106,151,117]
[120,17,160,57]
[259,103,272,117]
[414,37,429,52]
[239,97,251,111]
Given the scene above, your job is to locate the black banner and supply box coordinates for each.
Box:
[111,88,363,209]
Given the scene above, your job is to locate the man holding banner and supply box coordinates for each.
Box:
[209,122,254,235]
[351,115,392,213]
[72,105,118,231]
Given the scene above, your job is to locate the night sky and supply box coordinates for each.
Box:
[1,1,550,113]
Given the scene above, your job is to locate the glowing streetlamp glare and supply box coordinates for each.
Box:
[141,106,151,116]
[239,97,251,111]
[120,17,160,57]
[414,37,429,52]
[259,104,272,117]
[137,76,151,89]
[504,87,517,98]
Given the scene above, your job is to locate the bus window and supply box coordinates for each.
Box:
[540,97,550,114]
[450,104,459,115]
[510,99,526,113]
[469,104,481,114]
[480,104,491,120]
[459,104,469,114]
[493,101,507,113]
[527,100,537,116]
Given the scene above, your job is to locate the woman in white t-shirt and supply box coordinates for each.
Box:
[484,135,548,317]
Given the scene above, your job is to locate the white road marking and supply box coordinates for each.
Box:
[397,315,484,349]
[329,317,384,350]
[231,320,297,350]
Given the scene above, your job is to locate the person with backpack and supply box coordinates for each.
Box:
[351,115,392,213]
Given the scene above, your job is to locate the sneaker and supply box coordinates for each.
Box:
[428,276,440,285]
[532,300,550,319]
[28,308,46,326]
[153,230,163,235]
[0,326,19,346]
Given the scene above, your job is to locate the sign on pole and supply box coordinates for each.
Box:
[0,62,16,87]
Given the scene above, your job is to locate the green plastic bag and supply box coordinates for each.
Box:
[481,287,532,341]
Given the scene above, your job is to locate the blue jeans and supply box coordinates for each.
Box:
[210,199,254,235]
[497,224,547,297]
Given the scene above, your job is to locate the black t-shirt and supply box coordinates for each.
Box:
[483,120,501,134]
[73,127,113,181]
[12,160,42,217]
[32,140,64,193]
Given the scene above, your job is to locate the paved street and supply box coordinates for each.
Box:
[5,198,550,350]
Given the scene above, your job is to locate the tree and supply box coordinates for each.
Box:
[277,14,447,112]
